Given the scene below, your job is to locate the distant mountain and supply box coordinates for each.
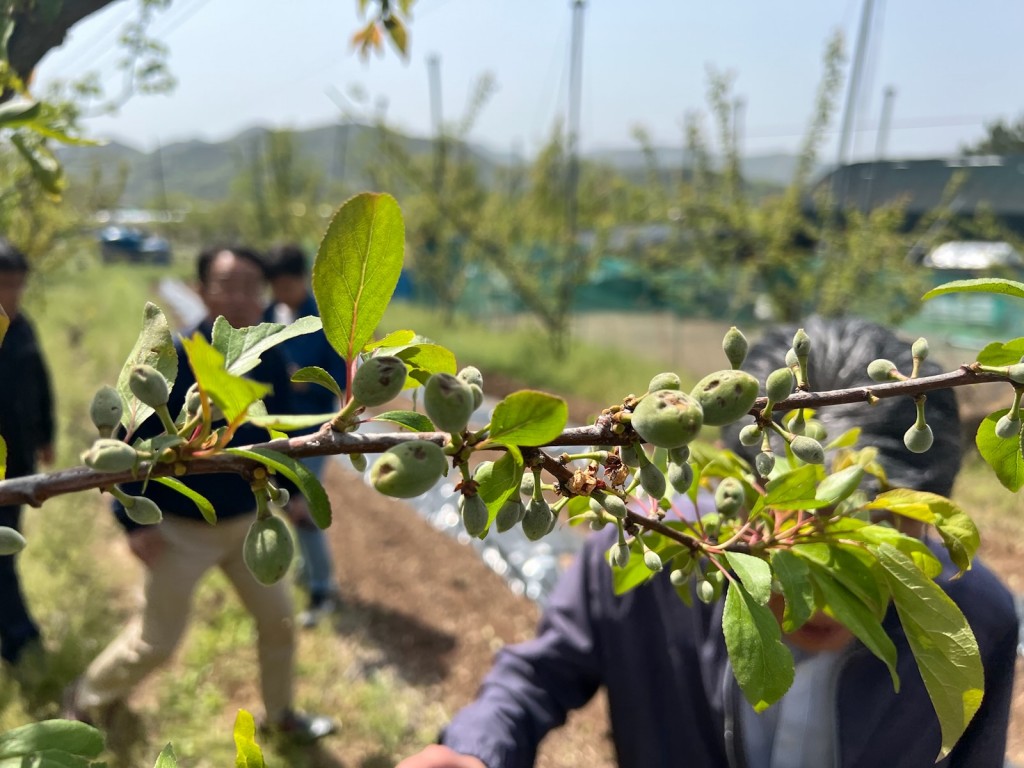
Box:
[58,122,809,208]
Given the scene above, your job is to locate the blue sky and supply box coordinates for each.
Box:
[34,0,1024,161]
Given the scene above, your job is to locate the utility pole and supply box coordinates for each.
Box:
[875,85,896,161]
[427,53,445,194]
[836,0,876,168]
[566,0,586,248]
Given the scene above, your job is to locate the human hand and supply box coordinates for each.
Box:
[127,527,165,566]
[395,745,487,768]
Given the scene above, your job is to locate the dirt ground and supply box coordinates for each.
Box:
[319,367,1024,767]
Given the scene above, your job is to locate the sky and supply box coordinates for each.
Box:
[33,0,1024,162]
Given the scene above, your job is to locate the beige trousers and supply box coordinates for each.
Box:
[78,514,295,719]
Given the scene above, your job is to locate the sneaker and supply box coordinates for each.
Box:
[259,709,337,744]
[297,592,343,629]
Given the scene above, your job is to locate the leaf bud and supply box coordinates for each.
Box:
[867,358,900,383]
[790,435,825,465]
[995,414,1022,439]
[647,372,682,392]
[0,526,26,555]
[738,423,763,447]
[460,494,489,538]
[128,364,170,409]
[722,326,748,370]
[352,356,408,407]
[903,423,934,454]
[643,549,663,572]
[90,386,124,436]
[81,438,138,473]
[765,367,795,405]
[122,495,163,526]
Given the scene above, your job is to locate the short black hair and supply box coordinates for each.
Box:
[196,245,267,285]
[0,238,29,273]
[264,243,309,279]
[721,315,962,497]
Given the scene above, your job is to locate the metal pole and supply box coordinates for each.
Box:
[875,85,896,161]
[836,0,875,167]
[427,53,445,193]
[566,0,586,246]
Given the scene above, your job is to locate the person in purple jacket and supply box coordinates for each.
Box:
[396,316,1018,768]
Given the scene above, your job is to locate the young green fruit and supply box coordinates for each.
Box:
[995,414,1022,439]
[690,369,760,427]
[755,451,776,476]
[495,499,525,533]
[457,366,484,389]
[620,443,641,468]
[867,358,900,383]
[667,461,694,494]
[722,326,748,370]
[0,526,26,555]
[765,367,795,405]
[369,440,447,498]
[792,328,811,357]
[608,541,631,569]
[903,423,934,453]
[128,364,170,409]
[630,390,704,449]
[243,514,295,586]
[123,495,163,526]
[82,438,138,473]
[600,493,628,520]
[912,337,929,361]
[352,356,407,407]
[790,435,825,465]
[643,549,663,572]
[738,423,763,446]
[469,384,484,410]
[697,579,717,604]
[349,453,368,472]
[639,462,667,500]
[667,445,690,464]
[519,472,536,498]
[522,498,554,541]
[90,385,124,436]
[460,494,489,538]
[647,372,682,392]
[714,477,745,516]
[424,372,475,434]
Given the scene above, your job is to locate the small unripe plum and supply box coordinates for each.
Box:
[1008,363,1024,385]
[722,326,748,370]
[697,579,717,604]
[90,386,124,436]
[714,477,745,516]
[995,414,1022,439]
[620,443,641,468]
[370,440,447,498]
[123,495,163,526]
[903,423,934,453]
[639,462,666,500]
[469,383,484,410]
[424,372,475,434]
[755,451,776,476]
[804,419,828,442]
[350,453,368,472]
[129,364,170,409]
[519,472,535,498]
[647,372,682,392]
[495,499,525,533]
[739,423,763,446]
[600,493,628,520]
[352,356,407,407]
[691,369,760,427]
[608,541,630,569]
[0,526,26,555]
[456,366,484,389]
[867,358,899,383]
[522,498,553,541]
[82,439,138,473]
[792,328,811,357]
[668,445,690,465]
[643,549,663,572]
[765,368,795,405]
[790,435,825,465]
[460,494,489,537]
[243,514,295,586]
[912,337,929,361]
[667,461,694,494]
[631,390,704,449]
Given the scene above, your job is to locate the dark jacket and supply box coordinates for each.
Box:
[442,527,1017,768]
[114,319,293,532]
[0,313,53,481]
[262,292,346,431]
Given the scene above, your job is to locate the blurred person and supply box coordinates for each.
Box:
[263,243,347,628]
[395,315,1017,768]
[0,238,54,671]
[64,245,335,742]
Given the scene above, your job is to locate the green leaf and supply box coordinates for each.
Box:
[181,334,271,424]
[814,465,864,506]
[487,391,567,447]
[248,413,335,432]
[364,329,415,351]
[211,316,322,376]
[233,710,265,768]
[0,436,6,481]
[975,408,1024,492]
[724,551,772,605]
[118,302,177,437]
[371,410,436,432]
[0,750,96,767]
[769,550,814,632]
[805,562,899,690]
[392,343,457,388]
[831,519,942,579]
[922,277,1024,301]
[762,465,829,510]
[863,488,981,569]
[476,452,523,521]
[313,193,405,364]
[874,544,983,760]
[792,543,888,617]
[823,426,861,451]
[227,448,331,529]
[152,477,216,524]
[976,338,1024,366]
[11,133,64,197]
[291,365,343,399]
[722,581,794,712]
[153,743,177,768]
[0,99,41,129]
[0,720,104,758]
